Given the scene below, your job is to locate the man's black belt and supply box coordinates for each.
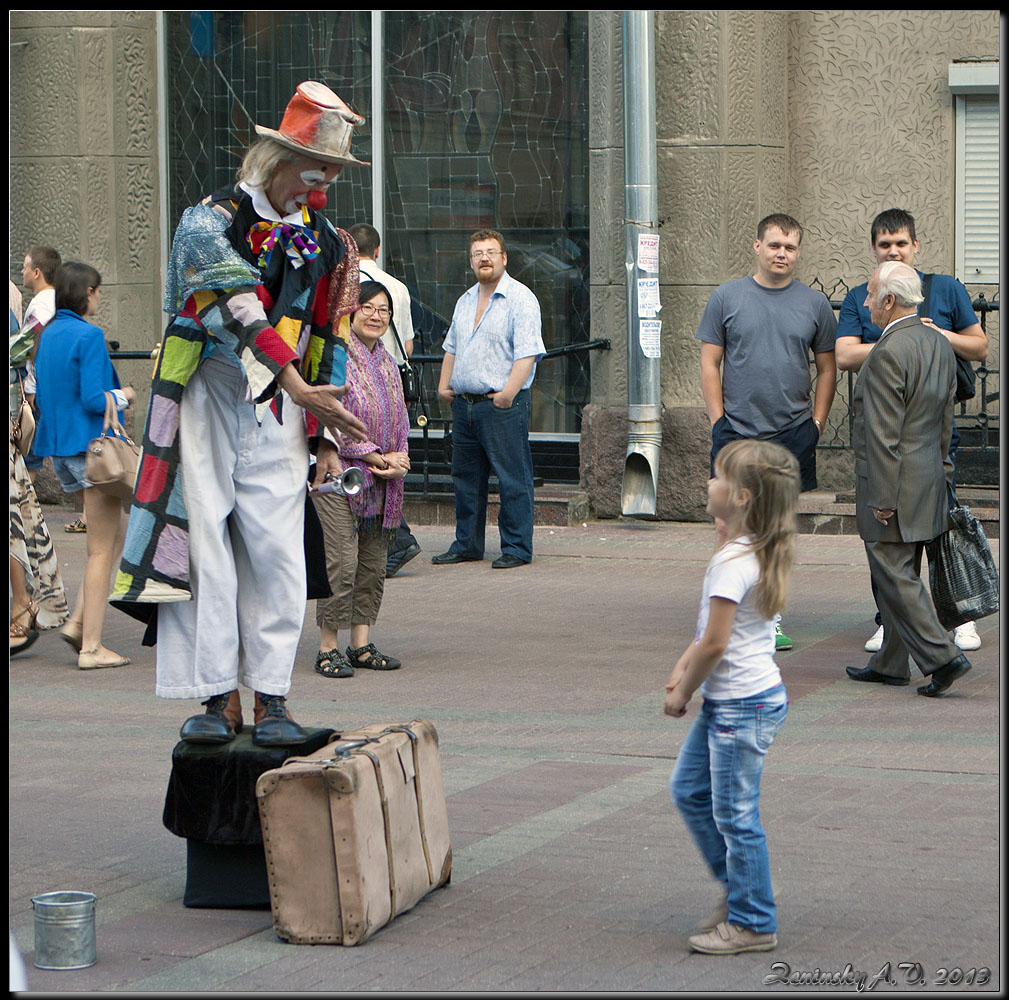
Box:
[460,392,492,403]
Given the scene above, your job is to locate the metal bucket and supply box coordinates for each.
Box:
[31,891,97,970]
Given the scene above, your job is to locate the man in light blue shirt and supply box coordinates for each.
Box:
[433,229,545,568]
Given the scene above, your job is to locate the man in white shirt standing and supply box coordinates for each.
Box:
[433,229,545,569]
[348,223,421,577]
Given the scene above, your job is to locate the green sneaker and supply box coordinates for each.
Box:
[774,622,793,651]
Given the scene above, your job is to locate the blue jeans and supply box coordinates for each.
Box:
[448,390,535,562]
[670,684,788,933]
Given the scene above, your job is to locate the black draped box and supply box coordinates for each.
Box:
[163,727,337,908]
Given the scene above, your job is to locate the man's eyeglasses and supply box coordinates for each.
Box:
[358,303,391,317]
[470,249,504,261]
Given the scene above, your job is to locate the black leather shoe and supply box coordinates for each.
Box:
[386,541,421,577]
[845,665,910,686]
[431,551,482,565]
[180,691,243,744]
[252,693,307,746]
[491,554,529,569]
[916,654,972,697]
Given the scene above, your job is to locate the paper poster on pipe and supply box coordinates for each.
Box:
[639,319,661,359]
[637,233,659,273]
[637,277,660,317]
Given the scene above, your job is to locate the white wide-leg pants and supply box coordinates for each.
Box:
[156,356,308,699]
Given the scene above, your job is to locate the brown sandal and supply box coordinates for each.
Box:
[10,607,40,656]
[64,517,87,533]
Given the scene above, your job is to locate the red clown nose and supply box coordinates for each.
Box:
[306,190,327,211]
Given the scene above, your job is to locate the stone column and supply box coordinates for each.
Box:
[10,11,162,501]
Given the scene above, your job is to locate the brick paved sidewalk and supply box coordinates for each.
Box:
[10,508,1000,992]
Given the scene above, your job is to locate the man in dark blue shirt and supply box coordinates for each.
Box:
[836,208,988,655]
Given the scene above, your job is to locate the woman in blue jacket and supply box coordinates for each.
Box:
[34,262,135,669]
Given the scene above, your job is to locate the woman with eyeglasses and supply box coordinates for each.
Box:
[311,280,410,678]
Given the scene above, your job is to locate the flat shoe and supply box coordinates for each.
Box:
[491,554,528,569]
[78,649,131,669]
[60,621,84,653]
[845,665,909,686]
[64,517,87,533]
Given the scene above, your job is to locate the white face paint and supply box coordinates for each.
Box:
[285,170,330,213]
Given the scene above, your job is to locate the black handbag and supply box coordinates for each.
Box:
[389,319,421,403]
[920,274,976,402]
[926,487,999,630]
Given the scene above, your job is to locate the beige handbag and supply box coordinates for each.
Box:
[84,392,140,501]
[11,371,36,456]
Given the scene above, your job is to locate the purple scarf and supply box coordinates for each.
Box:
[338,332,409,533]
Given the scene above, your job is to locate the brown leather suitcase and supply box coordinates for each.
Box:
[255,719,451,945]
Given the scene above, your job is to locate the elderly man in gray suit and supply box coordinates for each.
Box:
[845,261,972,697]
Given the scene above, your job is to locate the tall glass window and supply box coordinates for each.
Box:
[164,11,589,434]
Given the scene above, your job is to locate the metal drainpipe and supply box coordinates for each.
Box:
[620,10,661,518]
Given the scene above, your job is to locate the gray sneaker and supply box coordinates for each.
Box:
[688,921,777,954]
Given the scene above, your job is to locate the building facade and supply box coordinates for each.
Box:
[9,10,1000,518]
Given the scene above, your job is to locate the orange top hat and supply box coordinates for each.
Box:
[255,81,369,167]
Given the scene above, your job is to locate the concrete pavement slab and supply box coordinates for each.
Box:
[10,506,1000,993]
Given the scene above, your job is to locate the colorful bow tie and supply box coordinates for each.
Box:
[247,221,320,270]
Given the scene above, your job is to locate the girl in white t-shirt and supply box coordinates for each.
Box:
[664,438,800,955]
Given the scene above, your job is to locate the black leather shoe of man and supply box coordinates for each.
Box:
[916,653,972,698]
[386,541,421,578]
[252,692,307,746]
[845,665,909,686]
[431,551,482,565]
[491,554,528,569]
[180,690,243,743]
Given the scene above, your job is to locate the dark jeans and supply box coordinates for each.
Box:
[448,389,534,562]
[392,517,417,553]
[710,415,819,493]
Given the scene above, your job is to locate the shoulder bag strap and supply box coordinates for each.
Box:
[920,272,932,319]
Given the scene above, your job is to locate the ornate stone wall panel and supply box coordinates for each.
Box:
[8,30,79,159]
[117,159,158,285]
[758,148,788,223]
[83,158,115,279]
[588,11,622,150]
[786,9,998,286]
[9,161,83,272]
[116,27,157,156]
[725,148,759,279]
[656,9,721,143]
[759,12,788,147]
[589,148,624,287]
[588,283,627,409]
[659,285,712,407]
[77,27,114,157]
[659,146,723,285]
[725,9,760,144]
[11,11,113,29]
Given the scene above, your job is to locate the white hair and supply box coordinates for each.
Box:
[876,260,923,308]
[237,138,304,188]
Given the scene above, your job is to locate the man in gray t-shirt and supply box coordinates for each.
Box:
[696,213,837,492]
[696,213,837,652]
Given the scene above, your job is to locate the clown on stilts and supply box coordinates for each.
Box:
[112,82,369,746]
